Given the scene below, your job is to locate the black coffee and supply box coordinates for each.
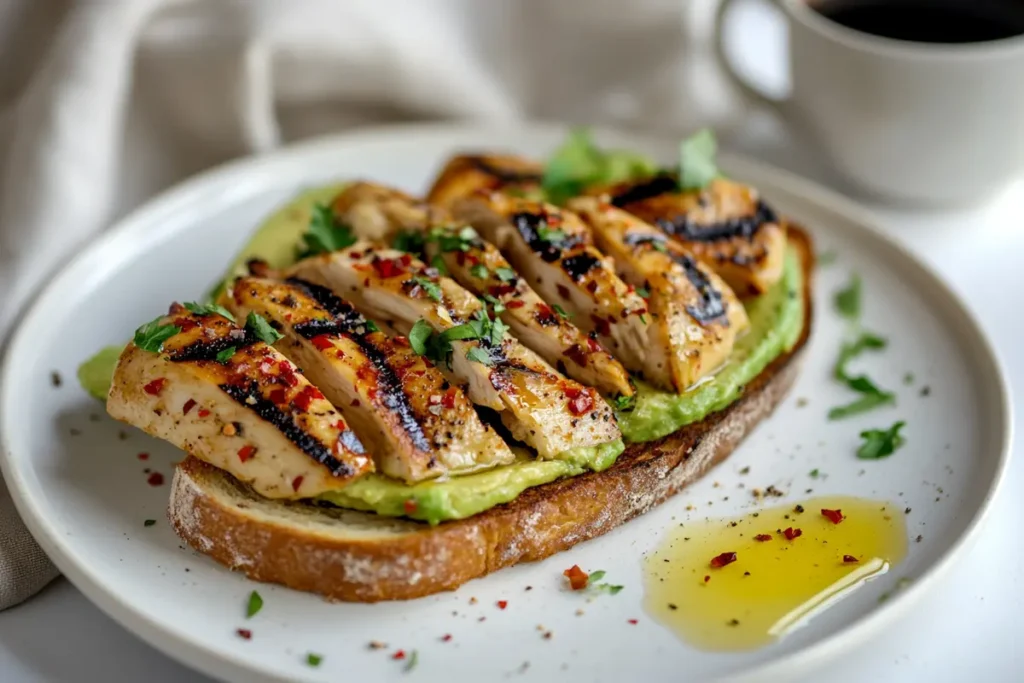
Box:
[811,0,1024,43]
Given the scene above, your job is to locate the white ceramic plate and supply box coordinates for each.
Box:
[0,124,1011,683]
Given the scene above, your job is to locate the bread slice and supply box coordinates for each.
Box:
[169,226,815,603]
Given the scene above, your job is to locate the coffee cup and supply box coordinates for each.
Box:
[714,0,1024,206]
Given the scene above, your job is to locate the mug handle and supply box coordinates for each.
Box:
[714,0,790,113]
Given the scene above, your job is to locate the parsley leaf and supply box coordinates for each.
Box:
[392,230,426,255]
[495,266,518,282]
[635,287,650,298]
[364,320,380,333]
[678,128,719,191]
[430,226,478,253]
[215,346,237,364]
[613,393,636,412]
[542,128,657,205]
[828,392,895,420]
[408,320,434,356]
[443,322,481,342]
[246,590,263,618]
[133,317,181,353]
[465,347,495,366]
[835,273,862,320]
[405,649,419,672]
[183,302,235,322]
[299,203,357,256]
[481,294,506,315]
[430,254,449,275]
[411,276,443,302]
[594,584,624,595]
[834,331,887,381]
[306,653,323,668]
[245,312,283,345]
[469,264,489,279]
[857,421,906,459]
[552,304,572,319]
[588,570,607,582]
[537,226,567,244]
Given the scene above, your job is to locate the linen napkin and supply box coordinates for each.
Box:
[0,0,744,610]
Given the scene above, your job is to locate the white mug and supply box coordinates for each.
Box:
[714,0,1024,206]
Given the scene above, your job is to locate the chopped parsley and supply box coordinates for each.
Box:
[834,273,862,321]
[430,254,449,275]
[215,346,237,364]
[298,203,356,257]
[246,590,263,618]
[582,570,624,595]
[408,320,435,357]
[834,332,887,381]
[635,287,650,298]
[857,421,906,460]
[465,347,496,366]
[183,301,235,322]
[245,312,283,345]
[541,127,657,205]
[469,264,489,279]
[495,266,518,282]
[429,226,478,253]
[306,653,323,668]
[364,320,380,333]
[809,469,820,479]
[613,393,636,412]
[408,310,506,368]
[404,649,419,672]
[552,304,572,319]
[537,226,568,244]
[480,294,506,315]
[133,316,181,353]
[411,276,443,302]
[678,128,719,191]
[828,392,894,420]
[392,230,426,255]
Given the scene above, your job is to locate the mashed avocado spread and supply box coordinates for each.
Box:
[78,183,804,525]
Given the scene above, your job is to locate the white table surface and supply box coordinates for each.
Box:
[3,26,1023,683]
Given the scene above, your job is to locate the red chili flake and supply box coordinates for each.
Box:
[497,600,508,610]
[372,256,406,278]
[292,385,325,411]
[488,283,516,297]
[349,251,362,260]
[351,399,361,407]
[335,419,348,432]
[709,552,738,568]
[269,388,288,404]
[566,389,594,416]
[442,387,458,410]
[392,650,406,660]
[627,619,638,625]
[704,575,711,583]
[236,628,252,640]
[556,284,571,300]
[237,445,256,463]
[399,253,412,267]
[441,634,452,642]
[783,527,803,540]
[506,299,525,309]
[585,280,599,294]
[404,499,418,515]
[564,344,588,367]
[198,409,211,418]
[137,452,149,461]
[843,555,859,563]
[147,472,164,486]
[182,399,197,415]
[310,335,334,351]
[291,476,304,492]
[754,534,773,542]
[276,361,299,387]
[590,315,611,337]
[393,335,410,348]
[563,564,589,590]
[143,378,166,396]
[821,508,845,524]
[585,336,602,353]
[455,251,468,267]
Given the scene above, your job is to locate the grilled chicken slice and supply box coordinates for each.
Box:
[422,226,635,400]
[449,193,674,391]
[426,153,544,207]
[287,243,621,459]
[592,175,786,296]
[569,198,750,391]
[107,306,372,499]
[331,181,448,244]
[227,276,514,482]
[330,182,634,400]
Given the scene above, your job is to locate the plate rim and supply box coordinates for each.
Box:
[0,121,1013,683]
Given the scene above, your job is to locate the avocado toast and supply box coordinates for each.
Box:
[81,129,813,602]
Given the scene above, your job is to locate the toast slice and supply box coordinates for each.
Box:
[168,225,815,602]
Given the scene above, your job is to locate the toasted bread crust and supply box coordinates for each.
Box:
[169,226,814,602]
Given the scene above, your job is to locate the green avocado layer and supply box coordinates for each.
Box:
[617,247,805,443]
[78,183,804,526]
